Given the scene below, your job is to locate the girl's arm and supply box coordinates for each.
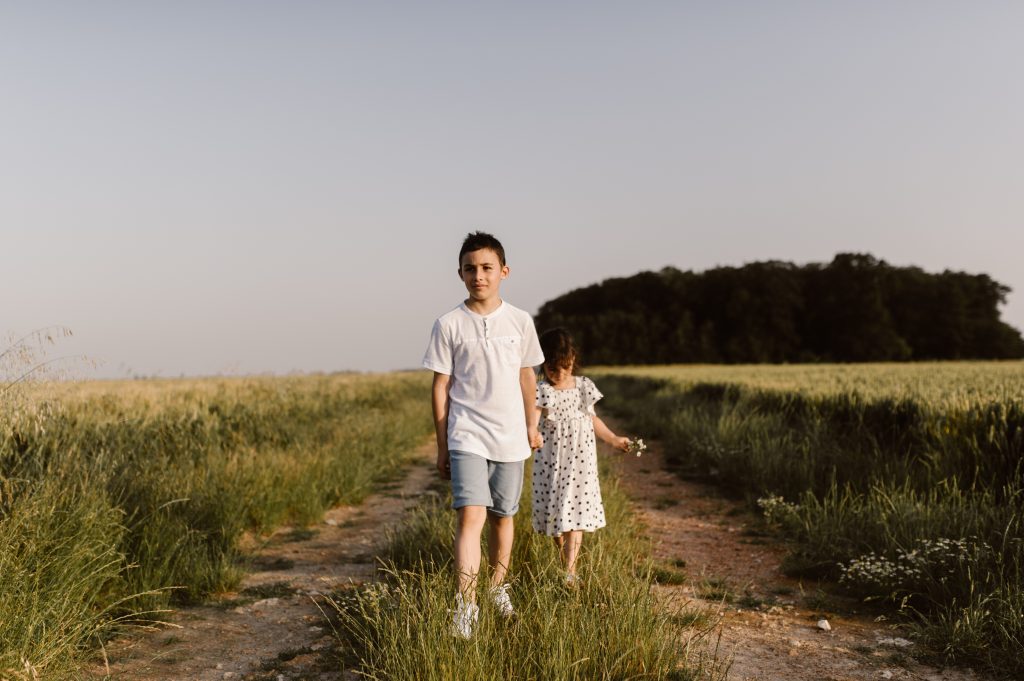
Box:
[592,414,630,452]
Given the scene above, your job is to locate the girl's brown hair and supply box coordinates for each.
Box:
[539,327,580,376]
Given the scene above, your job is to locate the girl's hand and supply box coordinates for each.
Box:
[528,427,543,450]
[612,436,630,452]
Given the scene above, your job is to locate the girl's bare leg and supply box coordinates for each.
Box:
[487,512,514,586]
[561,530,583,576]
[455,506,487,601]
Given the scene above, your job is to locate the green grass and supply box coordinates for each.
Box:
[0,372,432,678]
[591,362,1024,677]
[652,564,688,586]
[332,458,721,680]
[695,577,733,603]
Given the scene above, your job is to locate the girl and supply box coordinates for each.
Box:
[532,328,631,584]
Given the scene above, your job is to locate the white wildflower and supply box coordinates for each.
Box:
[626,438,647,457]
[756,494,800,527]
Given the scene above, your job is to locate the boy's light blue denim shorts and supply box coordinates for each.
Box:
[449,450,524,517]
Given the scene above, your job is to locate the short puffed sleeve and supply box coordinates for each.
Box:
[536,381,556,409]
[580,376,604,415]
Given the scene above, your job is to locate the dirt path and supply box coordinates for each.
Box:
[92,441,438,681]
[90,426,992,681]
[601,419,988,681]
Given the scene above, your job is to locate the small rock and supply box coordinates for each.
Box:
[277,675,286,681]
[788,649,800,657]
[232,606,248,614]
[325,518,339,526]
[216,664,224,670]
[789,639,802,648]
[309,626,324,634]
[816,619,832,632]
[878,636,913,647]
[252,597,280,609]
[223,674,235,680]
[881,671,893,679]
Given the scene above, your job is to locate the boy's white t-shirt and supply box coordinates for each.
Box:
[422,300,545,462]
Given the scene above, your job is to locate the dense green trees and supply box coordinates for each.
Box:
[534,254,1024,364]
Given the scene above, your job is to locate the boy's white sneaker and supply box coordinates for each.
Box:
[452,593,479,639]
[489,583,515,617]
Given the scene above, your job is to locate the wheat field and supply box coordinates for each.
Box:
[592,361,1024,675]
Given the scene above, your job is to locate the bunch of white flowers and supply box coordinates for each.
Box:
[838,552,916,591]
[626,438,647,456]
[756,494,800,527]
[839,537,993,594]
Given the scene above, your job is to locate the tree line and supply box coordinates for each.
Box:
[534,253,1024,364]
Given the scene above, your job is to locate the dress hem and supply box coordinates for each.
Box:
[532,524,606,538]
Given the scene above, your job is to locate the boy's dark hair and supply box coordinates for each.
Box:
[459,231,506,266]
[539,327,580,375]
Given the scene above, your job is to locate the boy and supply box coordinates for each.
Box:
[422,231,544,639]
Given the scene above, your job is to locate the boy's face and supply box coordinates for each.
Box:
[458,248,509,302]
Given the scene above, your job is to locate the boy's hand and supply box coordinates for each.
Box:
[436,448,451,480]
[528,427,543,450]
[612,436,631,452]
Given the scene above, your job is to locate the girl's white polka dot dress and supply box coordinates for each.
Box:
[532,376,607,537]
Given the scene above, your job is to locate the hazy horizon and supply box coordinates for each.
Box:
[3,2,1022,379]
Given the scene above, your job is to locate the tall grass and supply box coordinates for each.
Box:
[0,373,432,677]
[592,363,1024,675]
[333,458,720,680]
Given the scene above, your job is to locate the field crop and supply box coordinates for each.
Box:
[0,373,432,678]
[592,361,1024,675]
[595,361,1023,403]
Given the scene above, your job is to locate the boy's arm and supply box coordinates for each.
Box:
[593,414,630,452]
[431,372,452,479]
[520,367,542,449]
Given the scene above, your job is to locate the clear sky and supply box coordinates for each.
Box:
[3,1,1022,378]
